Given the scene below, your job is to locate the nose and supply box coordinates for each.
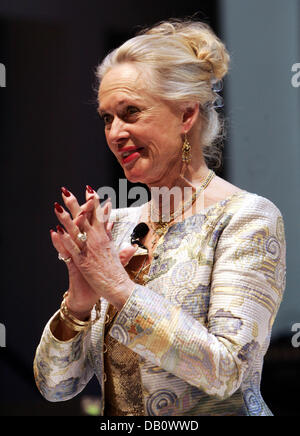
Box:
[107,116,130,146]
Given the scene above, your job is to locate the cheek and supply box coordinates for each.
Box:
[104,128,109,143]
[144,117,177,142]
[104,129,115,152]
[152,113,182,142]
[151,123,181,155]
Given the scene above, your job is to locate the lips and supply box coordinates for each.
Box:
[119,146,143,158]
[118,146,144,164]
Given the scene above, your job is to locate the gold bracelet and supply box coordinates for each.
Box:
[63,291,101,323]
[59,291,101,332]
[61,299,91,326]
[59,308,89,332]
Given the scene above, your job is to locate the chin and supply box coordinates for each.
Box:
[125,172,146,184]
[123,166,149,184]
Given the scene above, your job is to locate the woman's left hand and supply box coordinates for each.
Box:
[54,191,136,311]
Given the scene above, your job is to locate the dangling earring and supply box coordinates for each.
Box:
[181,134,192,164]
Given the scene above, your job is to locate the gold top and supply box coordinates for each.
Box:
[103,261,149,416]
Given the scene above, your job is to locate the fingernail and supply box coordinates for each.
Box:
[56,225,64,234]
[61,187,71,197]
[50,229,54,234]
[54,202,64,213]
[86,185,94,194]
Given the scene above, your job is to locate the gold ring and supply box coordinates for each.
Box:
[58,253,72,263]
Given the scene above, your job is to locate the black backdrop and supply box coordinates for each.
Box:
[0,0,298,416]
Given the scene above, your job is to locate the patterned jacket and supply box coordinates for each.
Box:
[34,190,286,416]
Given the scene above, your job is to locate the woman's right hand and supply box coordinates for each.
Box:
[50,186,138,321]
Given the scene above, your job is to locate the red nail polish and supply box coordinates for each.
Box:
[54,202,64,213]
[61,187,71,197]
[86,185,94,194]
[56,225,64,234]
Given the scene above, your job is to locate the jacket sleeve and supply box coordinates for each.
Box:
[33,311,95,402]
[110,195,286,400]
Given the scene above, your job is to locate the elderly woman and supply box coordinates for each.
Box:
[34,20,286,416]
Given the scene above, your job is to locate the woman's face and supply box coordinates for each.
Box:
[98,63,186,187]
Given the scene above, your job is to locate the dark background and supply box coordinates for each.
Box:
[0,0,298,416]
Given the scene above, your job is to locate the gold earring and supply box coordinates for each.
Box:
[182,134,192,164]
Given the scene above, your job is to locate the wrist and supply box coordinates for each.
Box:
[59,291,101,332]
[64,296,92,321]
[111,279,135,311]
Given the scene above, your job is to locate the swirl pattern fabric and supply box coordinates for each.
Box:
[33,190,286,416]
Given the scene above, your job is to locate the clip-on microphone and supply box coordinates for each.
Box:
[130,222,149,250]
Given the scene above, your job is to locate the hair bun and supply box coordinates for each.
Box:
[144,19,230,81]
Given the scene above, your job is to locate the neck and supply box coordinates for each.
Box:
[148,159,211,223]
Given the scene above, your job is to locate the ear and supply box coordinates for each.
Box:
[181,103,200,133]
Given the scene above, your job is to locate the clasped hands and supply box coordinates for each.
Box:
[50,185,137,319]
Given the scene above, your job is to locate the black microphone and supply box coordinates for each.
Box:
[130,222,149,250]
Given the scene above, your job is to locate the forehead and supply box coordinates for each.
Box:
[98,63,149,111]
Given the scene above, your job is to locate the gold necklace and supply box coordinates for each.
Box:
[148,169,215,249]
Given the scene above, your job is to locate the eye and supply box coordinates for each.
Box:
[99,112,113,126]
[127,106,139,114]
[123,106,140,121]
[104,114,114,125]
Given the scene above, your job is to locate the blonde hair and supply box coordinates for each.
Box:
[97,19,230,170]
